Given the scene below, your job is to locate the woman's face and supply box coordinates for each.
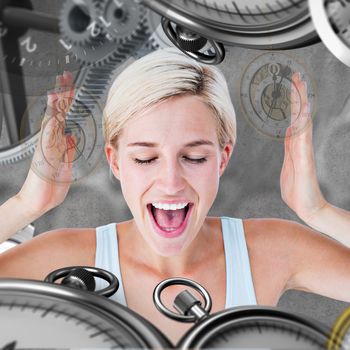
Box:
[106,95,232,256]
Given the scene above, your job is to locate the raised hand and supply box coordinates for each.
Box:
[280,72,327,223]
[17,71,76,216]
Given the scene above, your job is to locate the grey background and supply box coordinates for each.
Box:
[1,40,350,328]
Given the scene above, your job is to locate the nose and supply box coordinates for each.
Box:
[156,157,186,195]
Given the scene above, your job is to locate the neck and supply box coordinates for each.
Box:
[121,218,220,277]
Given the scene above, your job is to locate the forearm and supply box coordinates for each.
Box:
[0,195,40,243]
[305,202,350,247]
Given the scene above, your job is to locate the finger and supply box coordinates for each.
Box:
[284,125,292,155]
[65,134,76,164]
[290,73,312,136]
[58,134,77,183]
[57,71,74,105]
[290,72,302,126]
[63,71,73,86]
[40,113,65,151]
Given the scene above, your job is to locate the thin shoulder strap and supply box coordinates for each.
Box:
[221,217,257,308]
[95,223,127,306]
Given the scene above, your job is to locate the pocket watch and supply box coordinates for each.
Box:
[0,266,172,349]
[154,277,339,349]
[142,0,319,63]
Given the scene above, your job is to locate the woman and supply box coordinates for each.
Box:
[0,49,350,343]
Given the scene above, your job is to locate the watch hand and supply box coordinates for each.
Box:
[267,67,290,122]
[266,73,278,120]
[276,66,291,95]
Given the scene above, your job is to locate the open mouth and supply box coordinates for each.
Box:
[147,202,193,238]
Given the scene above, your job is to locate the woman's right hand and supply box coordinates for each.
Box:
[16,71,76,216]
[280,72,327,223]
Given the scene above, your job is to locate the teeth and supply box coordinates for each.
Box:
[152,202,189,210]
[163,227,177,231]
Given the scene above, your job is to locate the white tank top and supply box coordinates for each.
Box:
[95,216,257,308]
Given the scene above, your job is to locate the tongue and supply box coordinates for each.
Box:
[153,208,186,229]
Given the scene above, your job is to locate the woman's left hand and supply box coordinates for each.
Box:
[280,72,327,222]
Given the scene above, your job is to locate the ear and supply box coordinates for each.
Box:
[105,143,120,180]
[219,142,233,177]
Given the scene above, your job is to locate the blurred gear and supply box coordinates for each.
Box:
[102,0,147,44]
[59,0,104,47]
[60,0,150,66]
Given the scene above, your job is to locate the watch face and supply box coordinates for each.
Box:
[143,0,318,49]
[239,51,317,140]
[0,280,171,349]
[190,316,328,349]
[0,1,82,97]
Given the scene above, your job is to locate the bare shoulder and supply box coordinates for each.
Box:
[243,217,328,250]
[241,218,346,304]
[0,227,96,280]
[242,217,343,267]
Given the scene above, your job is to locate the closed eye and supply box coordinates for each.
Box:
[133,158,157,165]
[133,156,208,165]
[183,156,207,164]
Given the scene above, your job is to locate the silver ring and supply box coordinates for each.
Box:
[153,277,212,322]
[45,266,119,298]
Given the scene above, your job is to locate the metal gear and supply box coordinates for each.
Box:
[101,0,147,44]
[59,0,104,47]
[327,0,350,46]
[63,0,151,66]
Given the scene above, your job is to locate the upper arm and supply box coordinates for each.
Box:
[281,220,350,302]
[0,228,96,281]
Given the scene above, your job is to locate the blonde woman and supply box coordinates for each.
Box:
[0,50,349,343]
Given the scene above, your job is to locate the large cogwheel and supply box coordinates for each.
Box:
[59,0,151,66]
[59,0,104,47]
[101,0,147,44]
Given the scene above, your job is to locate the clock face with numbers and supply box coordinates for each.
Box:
[239,52,317,140]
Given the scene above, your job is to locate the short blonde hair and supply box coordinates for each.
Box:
[103,48,236,149]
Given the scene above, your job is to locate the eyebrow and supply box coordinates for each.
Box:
[127,139,215,148]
